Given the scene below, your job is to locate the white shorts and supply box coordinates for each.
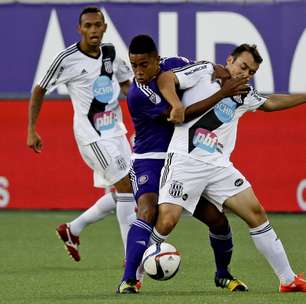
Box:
[78,135,132,188]
[158,153,251,213]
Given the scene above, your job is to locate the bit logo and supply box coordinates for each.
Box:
[94,111,116,131]
[193,128,218,153]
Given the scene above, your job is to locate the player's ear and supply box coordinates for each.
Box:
[226,55,234,65]
[103,23,107,32]
[77,25,81,35]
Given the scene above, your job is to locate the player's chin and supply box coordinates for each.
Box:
[136,78,146,84]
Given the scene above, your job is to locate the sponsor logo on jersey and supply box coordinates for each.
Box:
[81,68,88,75]
[169,180,184,198]
[93,75,114,104]
[93,111,116,131]
[214,98,237,123]
[234,178,244,187]
[193,128,218,153]
[184,64,208,76]
[138,175,149,185]
[149,92,162,104]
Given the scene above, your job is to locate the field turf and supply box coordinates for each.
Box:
[0,211,305,304]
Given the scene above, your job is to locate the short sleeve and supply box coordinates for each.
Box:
[38,50,70,92]
[246,87,267,112]
[174,62,214,90]
[114,56,133,83]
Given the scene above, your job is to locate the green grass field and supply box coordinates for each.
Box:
[0,211,305,304]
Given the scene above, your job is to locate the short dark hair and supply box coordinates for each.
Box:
[129,34,158,55]
[79,7,104,25]
[231,44,263,64]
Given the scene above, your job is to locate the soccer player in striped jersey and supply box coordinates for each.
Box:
[27,7,136,263]
[152,44,306,293]
[117,35,250,294]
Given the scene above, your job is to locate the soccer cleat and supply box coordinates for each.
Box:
[135,280,142,290]
[215,273,248,292]
[279,273,306,292]
[56,223,80,262]
[116,279,139,294]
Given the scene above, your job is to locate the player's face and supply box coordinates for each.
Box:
[78,12,107,48]
[226,51,260,80]
[129,53,160,85]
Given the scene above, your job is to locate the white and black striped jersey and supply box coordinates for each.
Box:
[170,62,267,167]
[38,43,133,145]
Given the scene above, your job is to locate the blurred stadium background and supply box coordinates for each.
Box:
[0,0,305,211]
[0,1,306,304]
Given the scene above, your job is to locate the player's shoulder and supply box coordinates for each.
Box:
[172,60,214,76]
[52,43,79,65]
[160,56,192,71]
[128,79,158,105]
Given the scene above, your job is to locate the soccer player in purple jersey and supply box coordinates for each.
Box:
[117,35,249,294]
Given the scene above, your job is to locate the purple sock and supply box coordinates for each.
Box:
[123,219,153,281]
[209,227,233,278]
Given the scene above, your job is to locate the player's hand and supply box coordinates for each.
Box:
[27,131,42,153]
[167,105,185,123]
[213,64,231,82]
[221,76,250,97]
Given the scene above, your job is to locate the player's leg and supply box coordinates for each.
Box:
[113,174,137,258]
[57,136,136,262]
[117,159,164,294]
[56,189,116,261]
[193,199,248,291]
[225,187,306,292]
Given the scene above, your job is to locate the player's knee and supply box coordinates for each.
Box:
[137,201,158,224]
[155,213,176,236]
[248,203,267,227]
[208,214,229,235]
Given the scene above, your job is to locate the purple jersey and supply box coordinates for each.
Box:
[128,56,192,155]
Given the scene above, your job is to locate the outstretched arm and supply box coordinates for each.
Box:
[27,85,46,153]
[260,94,306,112]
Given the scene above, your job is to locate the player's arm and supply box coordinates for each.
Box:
[184,76,249,122]
[119,80,131,97]
[156,71,185,124]
[27,85,46,153]
[259,94,306,112]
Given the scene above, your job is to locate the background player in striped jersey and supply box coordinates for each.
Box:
[117,35,250,294]
[152,44,306,292]
[27,7,136,263]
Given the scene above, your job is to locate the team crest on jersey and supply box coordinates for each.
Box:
[149,92,161,104]
[168,181,184,198]
[116,156,127,171]
[103,59,113,74]
[138,175,149,185]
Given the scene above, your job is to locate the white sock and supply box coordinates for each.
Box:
[69,192,116,236]
[115,192,137,256]
[150,227,168,244]
[250,221,295,285]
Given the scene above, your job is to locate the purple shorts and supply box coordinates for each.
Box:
[129,159,165,202]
